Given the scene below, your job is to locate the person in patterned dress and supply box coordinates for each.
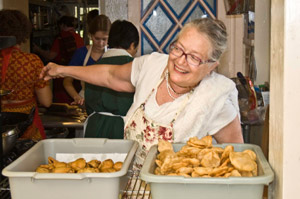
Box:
[0,9,52,140]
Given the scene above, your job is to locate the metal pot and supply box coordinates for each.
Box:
[1,110,35,155]
[2,125,20,156]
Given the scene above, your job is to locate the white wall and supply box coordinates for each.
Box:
[269,0,300,198]
[218,0,245,78]
[219,0,271,84]
[282,0,300,197]
[0,0,3,9]
[254,0,270,85]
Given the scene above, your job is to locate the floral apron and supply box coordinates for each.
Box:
[124,71,193,170]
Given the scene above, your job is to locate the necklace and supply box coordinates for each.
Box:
[165,72,183,100]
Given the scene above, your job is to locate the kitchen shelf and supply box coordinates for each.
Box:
[32,30,56,38]
[29,0,53,8]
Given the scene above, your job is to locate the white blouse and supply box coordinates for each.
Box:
[125,52,239,143]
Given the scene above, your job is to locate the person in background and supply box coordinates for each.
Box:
[83,9,99,45]
[0,9,52,140]
[40,18,243,169]
[63,15,111,105]
[34,15,84,104]
[84,20,139,139]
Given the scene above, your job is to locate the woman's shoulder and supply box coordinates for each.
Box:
[192,72,237,102]
[76,46,88,53]
[145,52,168,60]
[133,52,168,66]
[19,51,43,63]
[68,46,89,65]
[206,72,235,88]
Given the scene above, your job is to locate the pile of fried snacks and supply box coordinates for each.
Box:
[155,136,257,177]
[36,157,123,173]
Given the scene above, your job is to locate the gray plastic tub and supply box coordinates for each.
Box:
[140,143,274,199]
[2,138,138,199]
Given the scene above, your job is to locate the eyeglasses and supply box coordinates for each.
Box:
[169,43,215,67]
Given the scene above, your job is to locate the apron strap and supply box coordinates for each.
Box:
[84,111,124,137]
[80,45,93,97]
[170,88,194,125]
[83,45,92,66]
[32,105,46,139]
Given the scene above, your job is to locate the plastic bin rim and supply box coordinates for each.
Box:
[2,138,139,179]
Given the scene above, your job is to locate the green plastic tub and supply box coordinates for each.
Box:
[140,143,274,199]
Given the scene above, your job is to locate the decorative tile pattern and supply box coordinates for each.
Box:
[164,0,193,18]
[143,2,176,45]
[162,28,180,54]
[182,2,208,25]
[203,0,217,16]
[141,32,157,55]
[140,0,217,55]
[141,0,155,18]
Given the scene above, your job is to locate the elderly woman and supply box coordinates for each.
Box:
[0,9,52,140]
[40,18,243,167]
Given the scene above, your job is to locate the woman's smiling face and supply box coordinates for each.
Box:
[167,26,217,89]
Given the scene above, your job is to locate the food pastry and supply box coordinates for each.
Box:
[113,161,123,171]
[99,159,114,171]
[154,136,258,178]
[36,157,123,174]
[69,158,86,171]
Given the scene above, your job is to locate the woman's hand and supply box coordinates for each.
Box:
[39,62,65,80]
[71,95,85,105]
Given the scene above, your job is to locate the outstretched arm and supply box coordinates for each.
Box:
[40,61,135,93]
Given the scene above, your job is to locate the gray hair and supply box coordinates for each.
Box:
[178,18,227,61]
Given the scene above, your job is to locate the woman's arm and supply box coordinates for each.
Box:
[35,84,52,107]
[40,61,135,92]
[213,115,244,143]
[63,77,84,105]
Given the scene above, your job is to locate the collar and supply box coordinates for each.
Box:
[102,48,132,58]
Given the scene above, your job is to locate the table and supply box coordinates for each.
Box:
[40,107,86,138]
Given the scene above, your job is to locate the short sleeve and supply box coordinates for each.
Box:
[130,54,151,87]
[68,47,87,66]
[32,54,49,89]
[206,89,240,135]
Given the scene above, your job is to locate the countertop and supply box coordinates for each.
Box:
[39,104,87,137]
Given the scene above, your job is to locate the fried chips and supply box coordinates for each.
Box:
[154,136,258,178]
[36,157,123,173]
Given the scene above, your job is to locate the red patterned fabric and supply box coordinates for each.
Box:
[0,48,48,106]
[1,47,14,84]
[0,47,49,140]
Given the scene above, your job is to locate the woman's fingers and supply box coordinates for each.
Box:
[39,62,62,80]
[71,96,84,105]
